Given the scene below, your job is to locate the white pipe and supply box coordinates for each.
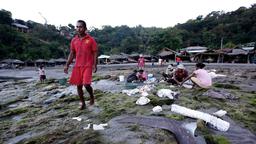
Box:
[171,104,230,131]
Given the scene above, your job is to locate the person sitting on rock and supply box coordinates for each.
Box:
[137,69,147,82]
[169,64,188,85]
[180,63,212,88]
[162,64,175,81]
[127,70,138,83]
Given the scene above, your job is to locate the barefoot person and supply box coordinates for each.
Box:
[38,65,46,83]
[64,20,98,110]
[180,63,212,88]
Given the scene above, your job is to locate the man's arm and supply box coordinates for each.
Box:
[92,51,98,73]
[180,73,195,85]
[64,50,75,74]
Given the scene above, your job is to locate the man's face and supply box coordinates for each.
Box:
[76,22,86,35]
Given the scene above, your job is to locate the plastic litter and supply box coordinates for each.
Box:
[213,110,227,117]
[152,106,163,112]
[157,89,178,99]
[136,96,150,105]
[83,123,108,130]
[72,117,82,121]
[182,122,197,136]
[171,104,230,131]
[119,75,125,82]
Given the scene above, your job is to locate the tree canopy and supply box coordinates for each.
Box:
[0,4,255,60]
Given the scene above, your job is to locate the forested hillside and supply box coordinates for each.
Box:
[0,4,255,60]
[0,9,70,60]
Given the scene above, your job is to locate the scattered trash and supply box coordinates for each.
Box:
[213,110,227,117]
[152,106,162,112]
[84,123,108,130]
[145,74,157,83]
[72,117,82,121]
[157,89,178,99]
[182,80,193,89]
[171,104,230,131]
[208,72,226,79]
[169,85,175,88]
[119,75,125,82]
[136,96,150,105]
[122,88,140,96]
[182,122,197,136]
[182,84,193,89]
[141,91,149,97]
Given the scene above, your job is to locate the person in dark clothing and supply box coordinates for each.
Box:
[127,70,138,83]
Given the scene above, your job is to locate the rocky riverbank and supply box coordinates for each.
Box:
[0,64,256,144]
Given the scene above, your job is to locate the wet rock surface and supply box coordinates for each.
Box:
[0,64,256,144]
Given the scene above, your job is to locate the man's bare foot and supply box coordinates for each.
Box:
[79,102,86,110]
[89,99,94,105]
[80,104,85,110]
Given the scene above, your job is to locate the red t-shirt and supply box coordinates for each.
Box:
[138,57,145,67]
[176,57,181,62]
[174,69,188,82]
[71,34,97,67]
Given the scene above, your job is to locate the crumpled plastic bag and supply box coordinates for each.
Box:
[213,110,227,117]
[152,105,162,112]
[157,89,178,99]
[122,88,140,96]
[136,96,150,105]
[208,72,226,78]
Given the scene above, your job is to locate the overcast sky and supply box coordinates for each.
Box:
[0,0,255,29]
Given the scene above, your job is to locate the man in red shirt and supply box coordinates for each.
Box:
[138,54,145,69]
[176,56,182,65]
[64,20,98,110]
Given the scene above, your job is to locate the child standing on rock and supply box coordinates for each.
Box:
[38,65,46,83]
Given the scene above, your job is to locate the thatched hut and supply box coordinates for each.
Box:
[55,58,67,65]
[109,54,128,64]
[35,59,47,67]
[25,60,35,67]
[227,48,249,63]
[249,49,256,64]
[193,50,220,63]
[98,55,110,64]
[158,48,177,62]
[0,59,24,68]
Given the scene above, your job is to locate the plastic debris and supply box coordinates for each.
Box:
[136,96,150,105]
[141,91,149,97]
[122,88,140,96]
[157,89,178,99]
[213,110,227,117]
[72,117,82,121]
[182,122,197,136]
[171,104,230,131]
[208,72,226,78]
[84,123,108,130]
[152,106,163,112]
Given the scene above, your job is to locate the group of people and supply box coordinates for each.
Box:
[126,69,147,83]
[162,62,212,88]
[41,19,212,110]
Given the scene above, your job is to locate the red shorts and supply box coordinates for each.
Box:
[69,67,93,85]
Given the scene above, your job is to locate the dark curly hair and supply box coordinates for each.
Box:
[196,63,205,69]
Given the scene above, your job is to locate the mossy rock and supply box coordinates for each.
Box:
[92,75,111,81]
[213,83,240,90]
[204,135,230,144]
[165,114,185,120]
[1,107,28,117]
[148,95,174,106]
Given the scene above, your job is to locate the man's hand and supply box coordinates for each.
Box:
[64,65,69,74]
[93,65,97,73]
